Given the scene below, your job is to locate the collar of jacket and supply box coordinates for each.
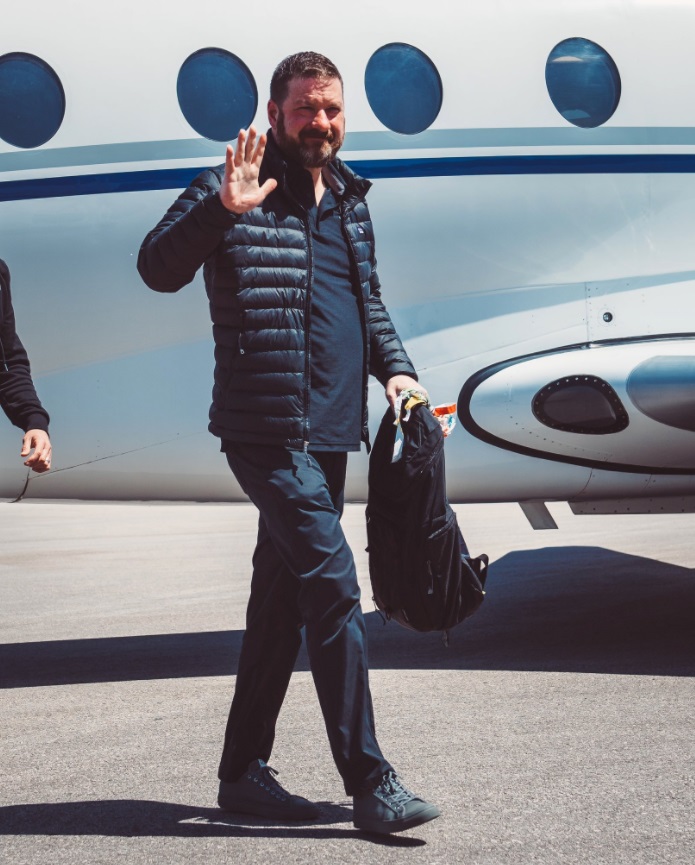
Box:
[260,130,372,210]
[0,259,8,322]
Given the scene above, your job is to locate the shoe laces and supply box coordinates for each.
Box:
[374,771,414,814]
[248,762,290,802]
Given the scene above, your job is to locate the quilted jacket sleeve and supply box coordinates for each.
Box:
[0,260,50,432]
[366,259,418,386]
[137,167,241,293]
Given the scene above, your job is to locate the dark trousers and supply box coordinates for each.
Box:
[218,444,391,796]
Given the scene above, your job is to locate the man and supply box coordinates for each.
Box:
[138,52,439,834]
[0,259,51,474]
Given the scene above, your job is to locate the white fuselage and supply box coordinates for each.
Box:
[2,0,695,514]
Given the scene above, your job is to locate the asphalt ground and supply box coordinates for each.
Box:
[1,499,694,865]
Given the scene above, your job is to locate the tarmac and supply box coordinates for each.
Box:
[1,498,694,865]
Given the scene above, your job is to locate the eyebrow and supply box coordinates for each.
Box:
[291,98,344,110]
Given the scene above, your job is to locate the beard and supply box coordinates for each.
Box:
[275,110,344,168]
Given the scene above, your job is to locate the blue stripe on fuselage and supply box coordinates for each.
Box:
[2,154,695,202]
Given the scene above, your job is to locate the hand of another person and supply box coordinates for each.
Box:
[219,126,278,214]
[21,429,52,473]
[385,375,428,411]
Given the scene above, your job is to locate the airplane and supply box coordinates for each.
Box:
[1,0,695,529]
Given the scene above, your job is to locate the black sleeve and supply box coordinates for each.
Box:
[137,166,242,293]
[366,256,418,387]
[0,260,50,432]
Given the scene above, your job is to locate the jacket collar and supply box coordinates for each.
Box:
[260,130,372,208]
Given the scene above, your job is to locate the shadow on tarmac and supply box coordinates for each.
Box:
[2,546,694,688]
[0,800,424,845]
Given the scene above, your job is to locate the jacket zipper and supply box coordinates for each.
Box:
[0,285,7,371]
[284,178,313,460]
[303,219,314,463]
[341,200,370,449]
[237,308,246,356]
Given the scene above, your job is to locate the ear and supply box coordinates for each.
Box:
[268,99,279,131]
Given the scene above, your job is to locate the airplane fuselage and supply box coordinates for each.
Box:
[2,0,695,520]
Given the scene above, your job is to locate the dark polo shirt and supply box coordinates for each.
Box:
[306,185,363,451]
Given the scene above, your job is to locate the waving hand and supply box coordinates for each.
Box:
[219,126,278,214]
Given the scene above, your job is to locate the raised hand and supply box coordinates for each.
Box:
[219,126,278,214]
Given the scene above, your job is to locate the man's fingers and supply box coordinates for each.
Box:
[222,127,270,212]
[385,375,428,409]
[21,430,52,472]
[225,143,235,176]
[26,453,51,472]
[24,445,52,472]
[259,178,278,198]
[385,385,399,409]
[233,129,246,167]
[244,125,257,163]
[254,133,268,165]
[20,432,31,457]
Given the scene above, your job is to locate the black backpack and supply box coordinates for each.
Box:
[366,401,488,635]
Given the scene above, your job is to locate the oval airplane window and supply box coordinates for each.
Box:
[0,52,65,148]
[545,37,621,128]
[177,48,257,141]
[365,43,442,135]
[533,375,629,434]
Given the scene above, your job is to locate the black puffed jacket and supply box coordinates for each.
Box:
[137,132,417,450]
[0,259,50,433]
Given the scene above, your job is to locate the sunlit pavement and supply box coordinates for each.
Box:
[1,500,694,864]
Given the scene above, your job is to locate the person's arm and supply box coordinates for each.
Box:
[365,259,427,407]
[137,128,277,293]
[137,167,237,293]
[0,261,51,471]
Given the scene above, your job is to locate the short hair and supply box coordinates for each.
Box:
[270,52,343,106]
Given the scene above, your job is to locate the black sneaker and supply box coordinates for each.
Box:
[218,759,320,821]
[353,771,440,834]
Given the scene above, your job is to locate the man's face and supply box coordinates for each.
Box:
[268,75,345,169]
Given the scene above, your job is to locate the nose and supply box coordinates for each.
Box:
[311,110,330,129]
